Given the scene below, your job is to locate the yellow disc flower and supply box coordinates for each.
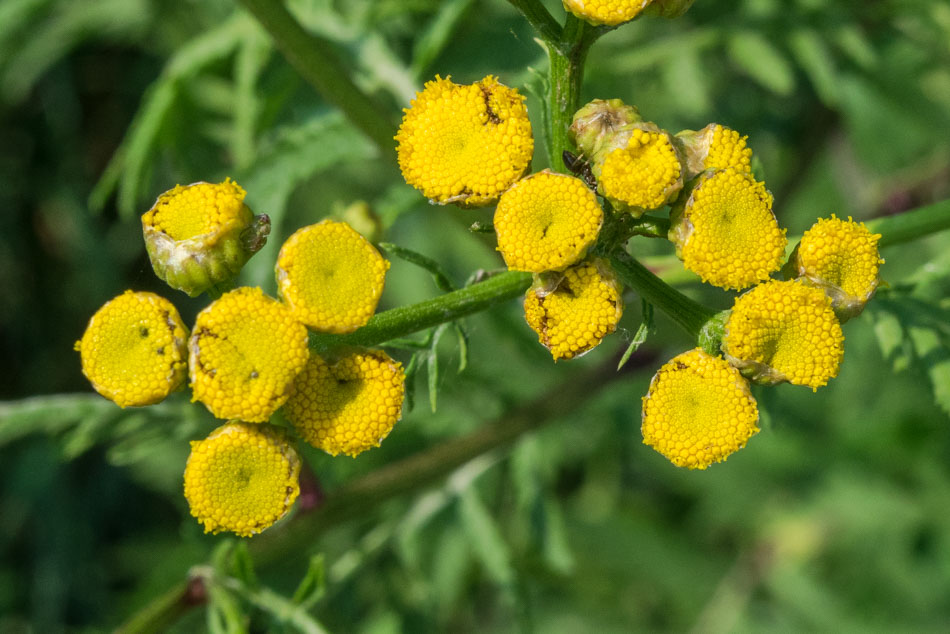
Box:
[598,126,684,215]
[142,179,270,297]
[563,0,652,26]
[276,220,389,334]
[788,215,883,321]
[183,421,301,537]
[722,280,844,390]
[676,124,753,180]
[395,75,533,207]
[523,259,623,361]
[283,349,405,457]
[189,287,309,422]
[669,169,787,290]
[494,170,603,273]
[75,290,188,407]
[642,348,759,470]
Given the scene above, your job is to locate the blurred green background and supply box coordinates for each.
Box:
[1,0,950,631]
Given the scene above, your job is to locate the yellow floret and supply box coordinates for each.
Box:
[189,287,309,422]
[276,220,390,334]
[395,75,533,207]
[706,125,753,172]
[142,178,249,241]
[75,290,188,407]
[669,169,786,290]
[183,421,300,537]
[792,215,883,319]
[523,259,623,361]
[494,170,603,273]
[642,348,759,470]
[722,280,844,390]
[563,0,651,26]
[283,349,405,457]
[599,127,683,215]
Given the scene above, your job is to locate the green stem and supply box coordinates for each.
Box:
[114,580,196,634]
[610,250,716,338]
[547,15,596,172]
[238,0,397,163]
[505,0,562,45]
[867,198,950,248]
[309,271,532,352]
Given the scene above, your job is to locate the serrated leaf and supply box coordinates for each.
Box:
[379,243,456,292]
[788,28,839,106]
[618,300,654,370]
[727,30,795,96]
[291,554,326,608]
[411,0,475,78]
[458,488,515,588]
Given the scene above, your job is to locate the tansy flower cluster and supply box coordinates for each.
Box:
[396,78,882,470]
[77,180,407,536]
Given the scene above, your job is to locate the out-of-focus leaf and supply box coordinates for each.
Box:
[727,30,795,96]
[788,28,839,106]
[458,487,515,588]
[231,542,259,589]
[291,554,326,608]
[661,45,709,118]
[233,30,271,170]
[429,526,472,614]
[453,323,468,373]
[207,583,248,634]
[908,325,950,417]
[540,498,575,574]
[411,0,475,79]
[833,24,877,70]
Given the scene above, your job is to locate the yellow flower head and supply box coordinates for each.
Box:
[75,290,188,407]
[789,215,883,321]
[183,421,301,537]
[189,287,309,422]
[669,169,787,290]
[141,179,270,297]
[676,124,753,180]
[494,170,603,273]
[283,349,405,457]
[395,75,533,207]
[523,259,623,361]
[563,0,652,26]
[598,126,684,216]
[642,348,759,470]
[276,220,389,334]
[722,280,844,389]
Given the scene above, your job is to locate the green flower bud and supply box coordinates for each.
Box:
[569,98,642,163]
[141,179,270,297]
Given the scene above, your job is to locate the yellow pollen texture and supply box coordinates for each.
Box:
[183,422,301,537]
[563,0,651,26]
[523,259,623,361]
[76,290,188,407]
[600,128,682,213]
[494,171,603,273]
[142,178,248,240]
[705,125,753,172]
[641,348,759,470]
[283,349,405,457]
[189,287,309,422]
[674,170,786,290]
[723,280,844,390]
[276,220,390,334]
[796,215,882,300]
[396,75,533,207]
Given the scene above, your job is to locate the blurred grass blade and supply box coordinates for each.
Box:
[458,487,515,589]
[727,30,795,96]
[291,554,326,607]
[233,29,272,170]
[788,28,839,106]
[411,0,475,79]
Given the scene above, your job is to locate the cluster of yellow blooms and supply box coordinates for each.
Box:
[396,75,883,471]
[78,180,407,536]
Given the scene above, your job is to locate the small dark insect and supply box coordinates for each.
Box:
[562,150,597,190]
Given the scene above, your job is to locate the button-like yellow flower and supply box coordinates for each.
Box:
[141,179,270,297]
[598,126,684,215]
[669,169,787,290]
[523,258,623,361]
[283,349,405,457]
[676,124,753,180]
[75,290,188,407]
[189,287,309,422]
[563,0,652,26]
[276,220,389,334]
[183,421,301,537]
[395,75,533,207]
[722,280,844,389]
[788,215,883,321]
[494,170,603,273]
[642,348,759,469]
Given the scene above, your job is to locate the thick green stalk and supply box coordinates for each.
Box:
[309,271,532,352]
[867,198,950,248]
[547,15,595,172]
[610,250,717,338]
[238,0,397,162]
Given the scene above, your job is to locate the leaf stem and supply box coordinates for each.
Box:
[546,15,596,172]
[238,0,398,162]
[867,198,950,248]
